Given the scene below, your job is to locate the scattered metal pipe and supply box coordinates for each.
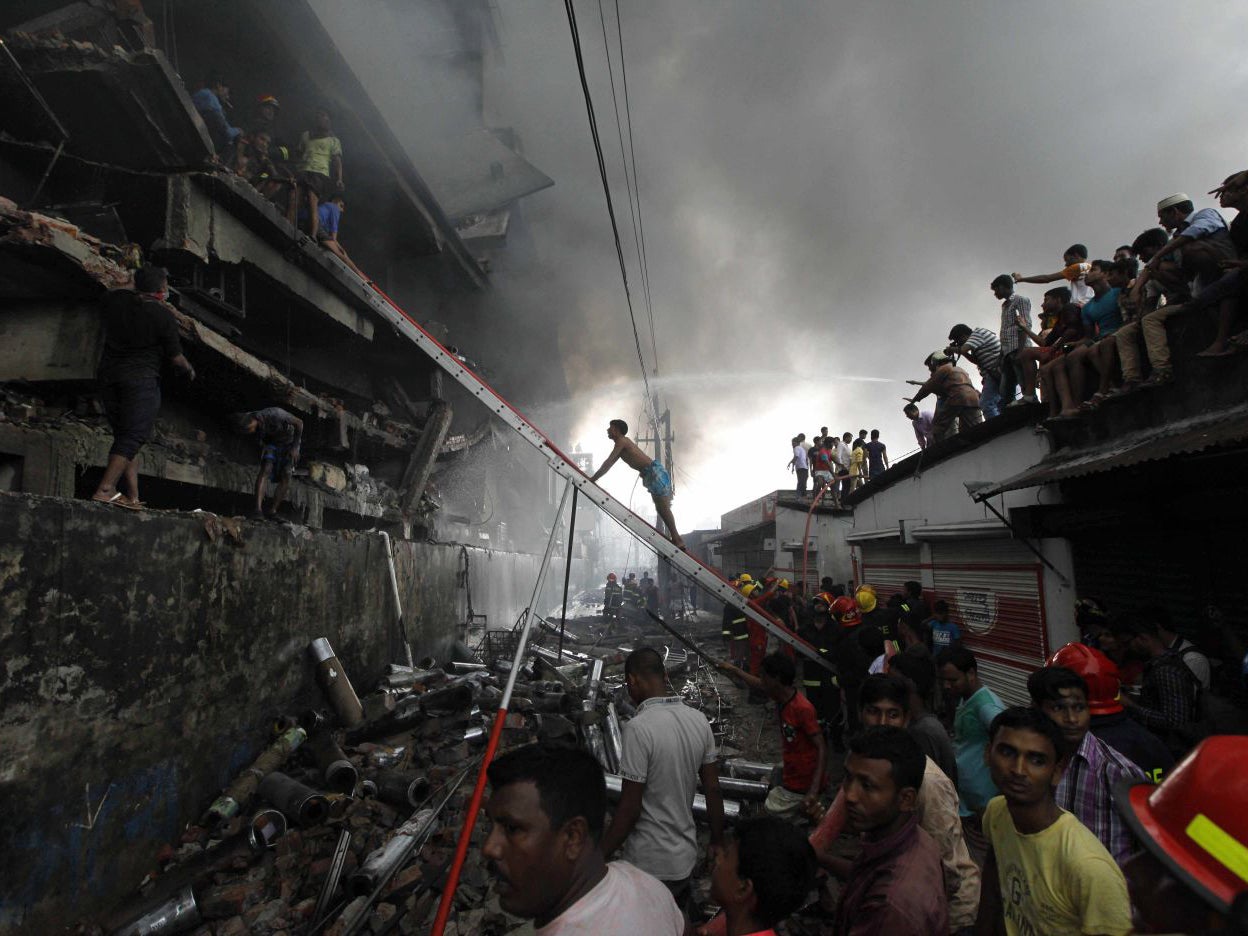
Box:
[715,777,770,801]
[109,885,200,936]
[357,778,379,798]
[379,531,416,669]
[447,661,488,674]
[604,774,740,821]
[464,725,487,745]
[586,724,611,773]
[258,771,329,827]
[247,809,287,851]
[307,733,358,795]
[375,771,431,809]
[603,703,624,774]
[309,638,365,727]
[722,759,777,782]
[530,642,592,666]
[202,726,307,826]
[584,658,606,705]
[348,808,436,897]
[312,829,352,929]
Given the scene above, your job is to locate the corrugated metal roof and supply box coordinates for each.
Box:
[973,403,1248,498]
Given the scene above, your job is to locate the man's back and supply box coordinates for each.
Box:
[910,712,958,785]
[99,291,182,384]
[1089,710,1175,784]
[617,696,715,881]
[953,685,1005,814]
[535,860,684,936]
[981,797,1132,936]
[916,755,979,931]
[865,439,887,475]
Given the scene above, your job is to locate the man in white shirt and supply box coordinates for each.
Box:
[600,647,724,916]
[481,742,684,936]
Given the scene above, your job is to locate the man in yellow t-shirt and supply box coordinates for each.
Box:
[295,107,344,240]
[976,707,1131,936]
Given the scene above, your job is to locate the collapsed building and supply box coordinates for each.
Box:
[0,1,608,931]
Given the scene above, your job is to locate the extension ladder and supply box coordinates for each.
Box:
[366,283,835,674]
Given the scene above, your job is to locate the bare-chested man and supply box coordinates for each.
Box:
[589,419,686,549]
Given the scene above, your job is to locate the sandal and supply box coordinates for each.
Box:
[1229,330,1248,349]
[91,491,126,505]
[115,496,144,511]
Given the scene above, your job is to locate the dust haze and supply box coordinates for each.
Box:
[313,0,1248,529]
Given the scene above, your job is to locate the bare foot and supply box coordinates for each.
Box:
[1197,343,1234,358]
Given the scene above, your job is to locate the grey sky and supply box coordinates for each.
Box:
[320,1,1248,528]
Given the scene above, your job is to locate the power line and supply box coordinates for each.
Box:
[562,0,657,432]
[613,0,660,378]
[595,0,654,376]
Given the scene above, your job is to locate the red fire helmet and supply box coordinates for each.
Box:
[607,572,617,582]
[1115,736,1248,914]
[829,595,860,626]
[1048,642,1123,715]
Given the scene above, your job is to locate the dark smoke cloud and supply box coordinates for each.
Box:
[314,0,1248,528]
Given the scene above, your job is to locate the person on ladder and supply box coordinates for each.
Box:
[590,419,687,550]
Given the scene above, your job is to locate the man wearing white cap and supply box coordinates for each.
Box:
[1147,192,1234,294]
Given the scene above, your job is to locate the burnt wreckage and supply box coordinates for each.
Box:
[0,1,592,932]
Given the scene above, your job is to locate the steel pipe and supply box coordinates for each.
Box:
[307,733,358,795]
[447,661,488,674]
[715,776,770,801]
[584,657,606,706]
[375,771,431,810]
[109,885,200,936]
[603,703,624,774]
[202,726,306,826]
[464,725,487,745]
[722,759,778,782]
[309,638,365,727]
[349,808,436,897]
[605,774,740,821]
[257,771,329,827]
[247,809,287,851]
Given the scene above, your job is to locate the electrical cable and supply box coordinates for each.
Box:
[613,0,660,378]
[562,0,658,432]
[595,0,656,378]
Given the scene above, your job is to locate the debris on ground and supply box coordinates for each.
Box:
[86,601,853,936]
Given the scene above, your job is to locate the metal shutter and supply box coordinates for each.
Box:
[859,542,923,598]
[930,539,1048,706]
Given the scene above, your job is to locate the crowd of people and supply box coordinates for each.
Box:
[788,428,890,505]
[892,174,1248,447]
[190,72,368,280]
[528,572,1248,935]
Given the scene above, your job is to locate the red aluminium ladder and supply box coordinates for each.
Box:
[365,283,834,674]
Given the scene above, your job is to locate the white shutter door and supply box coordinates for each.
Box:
[859,542,922,598]
[929,539,1048,706]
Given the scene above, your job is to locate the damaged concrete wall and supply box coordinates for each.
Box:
[0,491,569,934]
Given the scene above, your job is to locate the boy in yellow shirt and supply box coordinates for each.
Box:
[975,707,1131,936]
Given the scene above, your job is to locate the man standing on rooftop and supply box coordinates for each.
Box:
[991,274,1032,405]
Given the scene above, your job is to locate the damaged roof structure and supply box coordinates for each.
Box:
[0,0,563,544]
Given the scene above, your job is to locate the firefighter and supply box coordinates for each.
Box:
[603,572,623,622]
[800,592,843,747]
[1113,735,1248,934]
[828,595,871,734]
[723,575,751,668]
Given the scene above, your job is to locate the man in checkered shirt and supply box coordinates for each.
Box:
[1028,666,1147,866]
[991,274,1033,404]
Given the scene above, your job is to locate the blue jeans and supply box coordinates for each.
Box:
[979,376,1003,418]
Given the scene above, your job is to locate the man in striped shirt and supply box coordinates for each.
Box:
[947,323,1004,418]
[1027,666,1147,866]
[991,274,1032,404]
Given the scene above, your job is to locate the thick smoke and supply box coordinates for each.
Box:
[315,0,1248,529]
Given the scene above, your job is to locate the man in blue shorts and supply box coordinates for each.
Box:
[232,407,304,520]
[590,419,685,549]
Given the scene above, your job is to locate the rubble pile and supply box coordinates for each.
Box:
[90,607,763,936]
